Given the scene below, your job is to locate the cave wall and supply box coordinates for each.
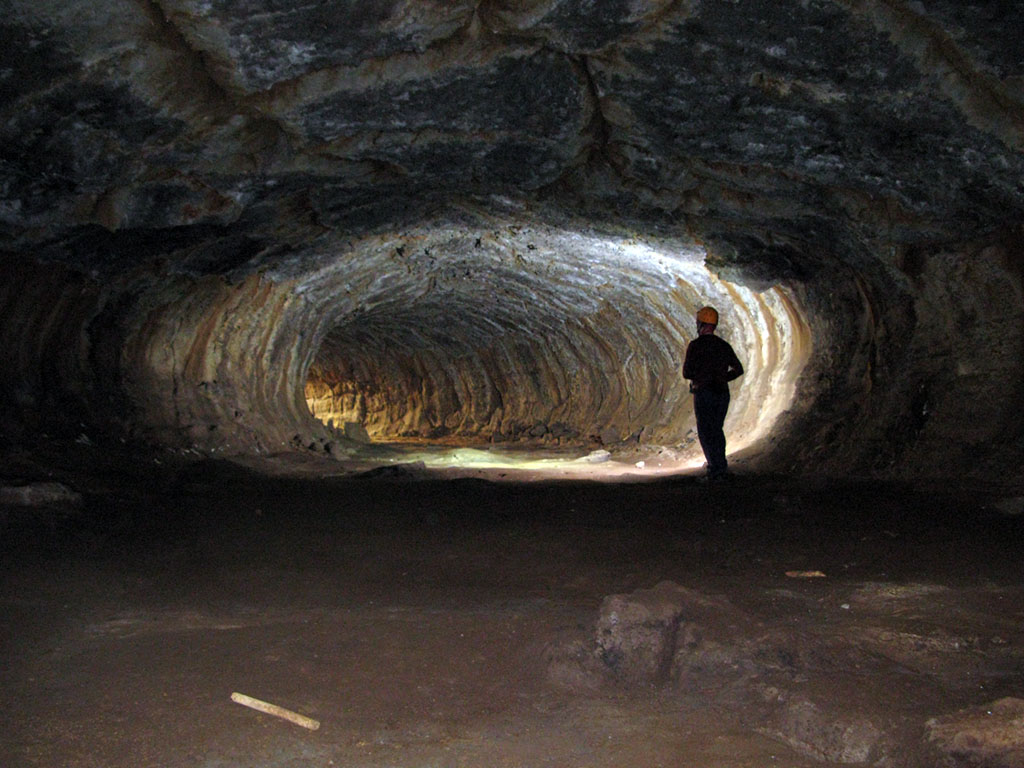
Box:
[1,222,1022,480]
[291,214,810,453]
[763,235,1024,479]
[0,258,334,455]
[2,1,1024,481]
[303,272,805,448]
[901,240,1024,476]
[4,221,1021,480]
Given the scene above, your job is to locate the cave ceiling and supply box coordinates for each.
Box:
[3,0,1023,279]
[3,1,1024,475]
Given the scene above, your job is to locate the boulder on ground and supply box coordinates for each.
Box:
[595,581,697,682]
[576,449,611,463]
[926,697,1024,768]
[343,422,372,443]
[552,581,904,764]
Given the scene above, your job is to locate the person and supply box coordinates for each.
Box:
[683,306,744,480]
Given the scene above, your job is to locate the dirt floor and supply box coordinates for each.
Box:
[1,442,1023,767]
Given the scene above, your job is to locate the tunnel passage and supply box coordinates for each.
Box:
[1,210,1022,481]
[300,221,809,461]
[2,0,1024,483]
[0,211,809,469]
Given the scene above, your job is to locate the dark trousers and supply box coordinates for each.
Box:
[694,388,730,476]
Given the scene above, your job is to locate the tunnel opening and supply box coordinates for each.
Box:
[297,223,811,474]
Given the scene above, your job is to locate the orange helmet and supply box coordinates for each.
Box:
[696,306,719,325]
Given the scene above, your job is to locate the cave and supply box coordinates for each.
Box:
[2,2,1023,766]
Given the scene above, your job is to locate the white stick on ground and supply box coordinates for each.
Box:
[230,692,321,730]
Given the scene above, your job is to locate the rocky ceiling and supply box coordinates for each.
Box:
[1,0,1023,479]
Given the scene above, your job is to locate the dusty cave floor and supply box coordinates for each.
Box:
[1,443,1023,767]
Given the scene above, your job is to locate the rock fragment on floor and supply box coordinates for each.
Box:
[926,697,1024,768]
[554,581,926,765]
[595,580,696,682]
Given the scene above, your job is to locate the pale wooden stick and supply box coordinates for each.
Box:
[230,691,321,730]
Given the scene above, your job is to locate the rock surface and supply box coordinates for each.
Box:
[0,482,82,507]
[1,0,1023,480]
[594,580,693,682]
[926,698,1024,768]
[550,580,1024,766]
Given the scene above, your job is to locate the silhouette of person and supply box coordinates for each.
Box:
[683,306,744,480]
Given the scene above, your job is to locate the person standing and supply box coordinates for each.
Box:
[683,306,744,480]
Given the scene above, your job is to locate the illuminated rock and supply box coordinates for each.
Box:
[0,0,1022,479]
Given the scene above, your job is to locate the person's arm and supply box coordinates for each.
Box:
[682,342,696,382]
[724,347,744,382]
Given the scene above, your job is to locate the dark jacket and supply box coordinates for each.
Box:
[683,333,744,393]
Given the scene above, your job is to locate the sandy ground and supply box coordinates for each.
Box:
[2,443,1023,767]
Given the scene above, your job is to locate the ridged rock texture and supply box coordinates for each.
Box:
[2,0,1023,478]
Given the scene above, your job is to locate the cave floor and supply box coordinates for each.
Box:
[2,447,1023,767]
